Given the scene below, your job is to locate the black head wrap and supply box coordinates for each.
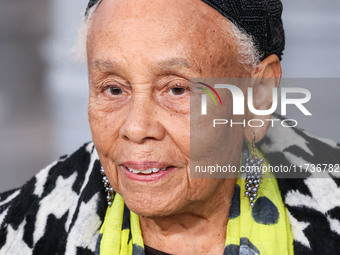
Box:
[85,0,285,60]
[86,0,100,14]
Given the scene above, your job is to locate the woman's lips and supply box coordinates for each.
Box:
[121,161,175,182]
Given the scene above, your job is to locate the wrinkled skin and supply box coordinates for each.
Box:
[87,0,281,254]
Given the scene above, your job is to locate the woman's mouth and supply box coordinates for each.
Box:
[126,167,168,174]
[121,161,175,182]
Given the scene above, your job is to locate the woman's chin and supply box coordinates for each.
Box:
[127,202,176,218]
[121,191,184,218]
[131,206,174,218]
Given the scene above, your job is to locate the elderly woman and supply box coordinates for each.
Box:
[1,0,340,254]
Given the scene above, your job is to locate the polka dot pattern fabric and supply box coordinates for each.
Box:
[225,174,294,254]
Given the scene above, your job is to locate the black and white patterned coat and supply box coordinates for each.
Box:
[0,124,340,255]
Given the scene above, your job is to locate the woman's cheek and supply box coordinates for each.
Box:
[162,114,191,162]
[89,102,119,150]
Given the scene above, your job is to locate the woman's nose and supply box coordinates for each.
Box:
[119,99,165,144]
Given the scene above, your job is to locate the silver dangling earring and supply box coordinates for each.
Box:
[100,166,114,206]
[243,137,264,207]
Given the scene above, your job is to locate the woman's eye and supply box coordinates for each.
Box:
[167,82,189,96]
[169,87,187,96]
[108,87,124,96]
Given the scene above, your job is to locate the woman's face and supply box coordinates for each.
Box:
[87,0,250,217]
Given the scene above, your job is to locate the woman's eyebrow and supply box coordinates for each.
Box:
[155,58,192,70]
[154,58,202,76]
[91,60,125,74]
[91,58,194,73]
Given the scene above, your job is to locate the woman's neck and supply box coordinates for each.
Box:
[139,178,236,255]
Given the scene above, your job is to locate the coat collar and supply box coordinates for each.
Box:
[259,120,340,254]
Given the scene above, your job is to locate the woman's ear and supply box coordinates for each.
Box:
[245,54,282,143]
[252,54,282,79]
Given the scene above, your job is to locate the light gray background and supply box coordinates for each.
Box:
[0,0,339,191]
